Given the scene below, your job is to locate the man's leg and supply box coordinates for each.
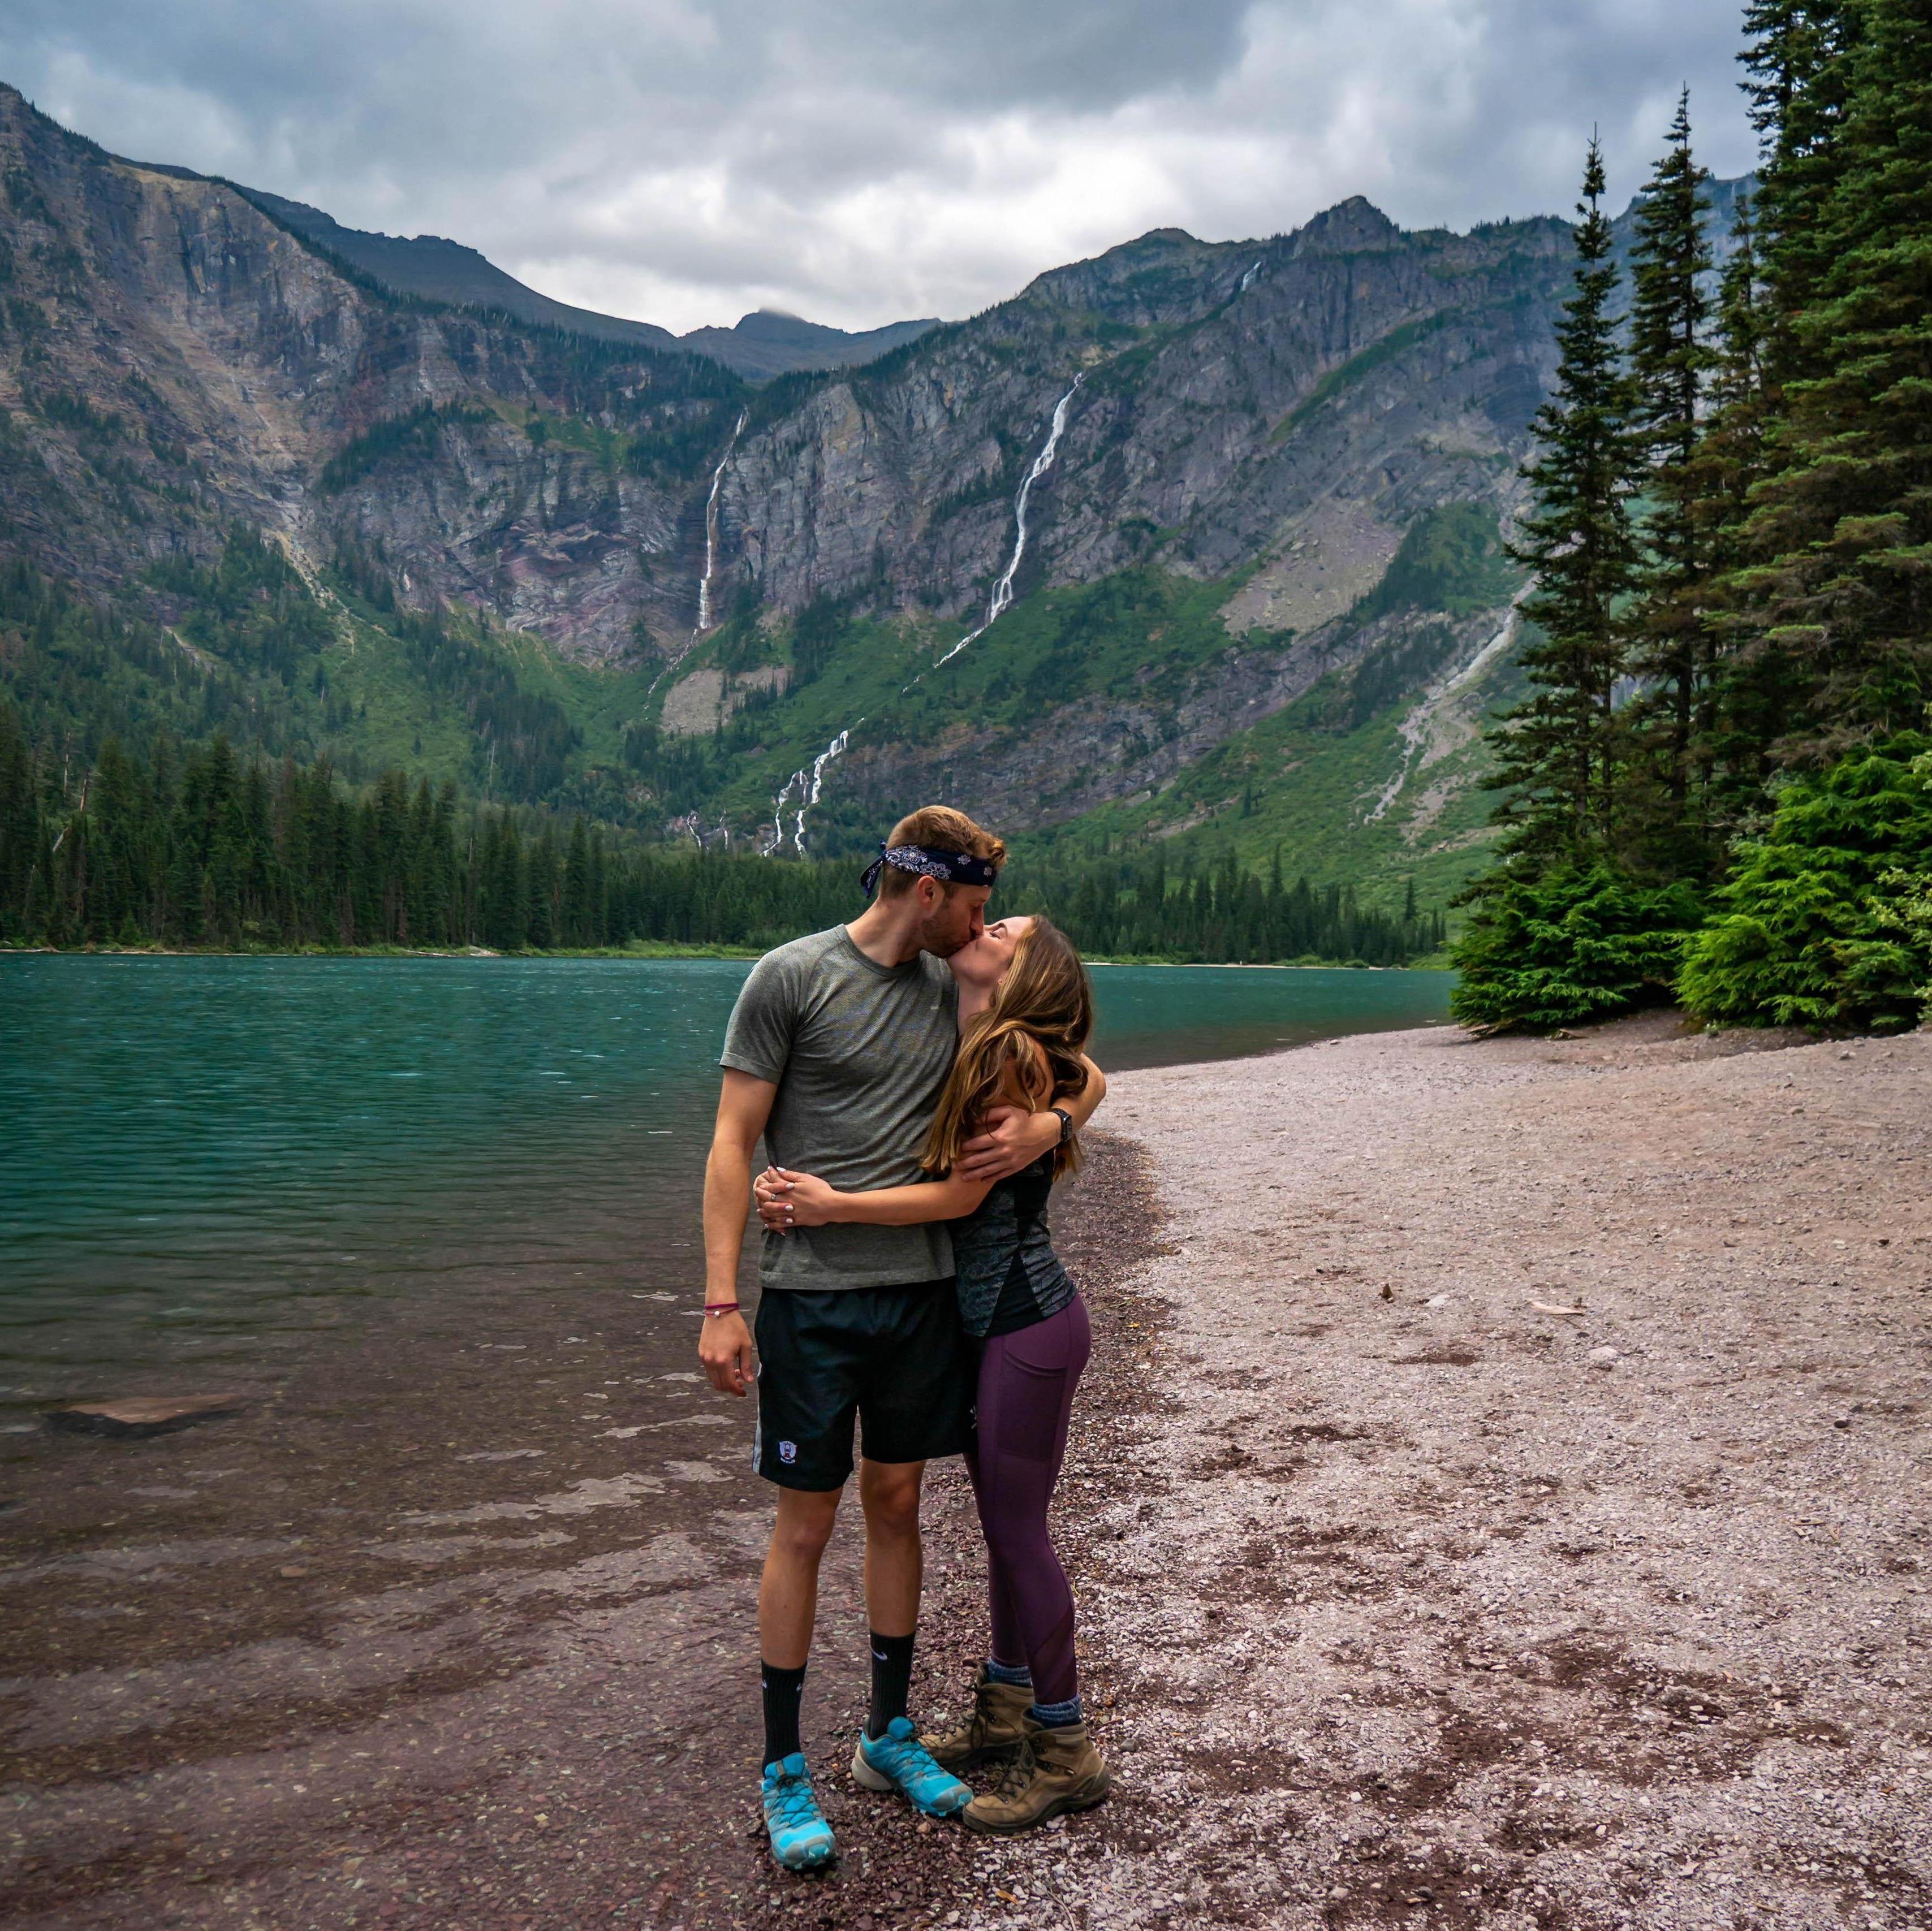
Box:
[753,1485,844,1871]
[748,1288,859,1872]
[848,1452,969,1816]
[758,1484,843,1762]
[858,1457,924,1738]
[843,1285,971,1817]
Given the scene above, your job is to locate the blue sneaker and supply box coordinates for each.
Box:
[850,1716,972,1817]
[761,1753,835,1870]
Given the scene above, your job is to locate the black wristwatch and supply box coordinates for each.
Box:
[1049,1107,1075,1146]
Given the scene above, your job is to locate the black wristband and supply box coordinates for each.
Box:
[1050,1107,1075,1146]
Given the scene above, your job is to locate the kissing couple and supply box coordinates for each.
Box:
[698,804,1113,1870]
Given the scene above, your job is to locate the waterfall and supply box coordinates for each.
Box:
[770,725,859,856]
[934,374,1083,669]
[1239,258,1263,292]
[766,376,1083,852]
[695,411,747,633]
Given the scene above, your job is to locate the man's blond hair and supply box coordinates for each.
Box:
[876,805,1007,899]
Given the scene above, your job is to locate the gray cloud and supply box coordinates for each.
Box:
[0,0,1756,333]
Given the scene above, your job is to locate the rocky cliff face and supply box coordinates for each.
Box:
[719,201,1564,633]
[0,89,1559,660]
[0,90,732,664]
[0,84,1707,884]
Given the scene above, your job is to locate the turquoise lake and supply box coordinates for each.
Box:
[0,956,1451,1393]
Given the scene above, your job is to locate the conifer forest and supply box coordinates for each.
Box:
[1451,0,1932,1032]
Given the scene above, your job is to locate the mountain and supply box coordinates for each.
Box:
[235,184,682,352]
[233,185,940,380]
[679,311,942,381]
[0,84,1744,911]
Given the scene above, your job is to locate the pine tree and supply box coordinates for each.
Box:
[1489,138,1644,868]
[563,817,593,946]
[1626,90,1717,854]
[1740,0,1858,349]
[1687,194,1796,807]
[1728,0,1932,753]
[0,701,40,938]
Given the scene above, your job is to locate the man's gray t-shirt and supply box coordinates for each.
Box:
[719,926,959,1290]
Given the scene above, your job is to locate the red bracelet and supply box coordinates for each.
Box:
[703,1302,741,1317]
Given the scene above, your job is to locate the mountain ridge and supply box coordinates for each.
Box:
[0,80,1747,909]
[231,183,942,381]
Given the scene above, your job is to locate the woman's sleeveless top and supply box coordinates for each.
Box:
[952,1153,1076,1340]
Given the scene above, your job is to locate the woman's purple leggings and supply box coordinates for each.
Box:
[963,1295,1092,1707]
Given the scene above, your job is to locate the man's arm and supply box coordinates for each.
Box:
[954,1051,1108,1185]
[698,1069,777,1397]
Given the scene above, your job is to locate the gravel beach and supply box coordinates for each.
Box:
[5,1013,1929,1930]
[988,1012,1931,1931]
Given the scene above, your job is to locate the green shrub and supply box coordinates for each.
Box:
[1450,862,1705,1034]
[1677,738,1932,1033]
[1874,866,1932,1026]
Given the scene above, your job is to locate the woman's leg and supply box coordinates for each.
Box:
[966,1297,1092,1706]
[963,1377,1027,1672]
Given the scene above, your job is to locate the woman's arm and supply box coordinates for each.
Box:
[757,1168,990,1229]
[954,1047,1107,1183]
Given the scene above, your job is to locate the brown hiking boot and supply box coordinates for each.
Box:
[962,1721,1111,1834]
[920,1667,1035,1772]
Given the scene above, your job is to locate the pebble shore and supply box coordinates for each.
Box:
[5,1013,1927,1930]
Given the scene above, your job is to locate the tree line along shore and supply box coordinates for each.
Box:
[0,706,1446,965]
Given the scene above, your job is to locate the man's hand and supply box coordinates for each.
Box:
[699,1308,756,1397]
[956,1104,1060,1184]
[753,1165,790,1231]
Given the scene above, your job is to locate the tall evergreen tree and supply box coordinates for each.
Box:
[1687,193,1799,807]
[1626,90,1718,856]
[1729,0,1932,754]
[1489,137,1645,867]
[0,701,40,938]
[1740,0,1857,346]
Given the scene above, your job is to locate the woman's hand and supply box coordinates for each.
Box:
[754,1167,844,1229]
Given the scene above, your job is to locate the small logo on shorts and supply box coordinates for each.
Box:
[778,1440,798,1466]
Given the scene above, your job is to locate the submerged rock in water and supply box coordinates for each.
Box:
[44,1394,244,1439]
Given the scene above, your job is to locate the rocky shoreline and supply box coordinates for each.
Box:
[5,1014,1929,1930]
[1011,1012,1931,1931]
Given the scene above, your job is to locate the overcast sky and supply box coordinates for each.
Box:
[2,0,1757,336]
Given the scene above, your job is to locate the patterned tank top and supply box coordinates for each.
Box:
[951,1153,1076,1341]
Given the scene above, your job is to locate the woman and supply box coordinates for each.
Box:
[754,914,1109,1835]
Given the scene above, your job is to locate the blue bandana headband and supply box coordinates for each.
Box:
[859,843,999,899]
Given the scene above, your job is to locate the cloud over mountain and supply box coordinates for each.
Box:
[1,0,1755,332]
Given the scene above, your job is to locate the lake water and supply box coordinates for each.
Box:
[0,956,1450,1396]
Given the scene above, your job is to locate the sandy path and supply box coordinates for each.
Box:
[964,1014,1931,1931]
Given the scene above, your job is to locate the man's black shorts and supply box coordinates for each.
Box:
[753,1279,971,1490]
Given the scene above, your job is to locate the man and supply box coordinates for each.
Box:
[698,805,1105,1871]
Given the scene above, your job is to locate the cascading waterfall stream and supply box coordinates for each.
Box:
[766,376,1083,854]
[933,373,1084,669]
[695,411,747,634]
[770,727,858,856]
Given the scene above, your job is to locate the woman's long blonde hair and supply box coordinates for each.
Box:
[920,916,1094,1181]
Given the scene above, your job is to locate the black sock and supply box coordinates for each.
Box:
[866,1631,916,1740]
[761,1661,806,1770]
